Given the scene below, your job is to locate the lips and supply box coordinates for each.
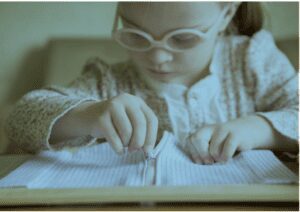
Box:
[147,68,173,75]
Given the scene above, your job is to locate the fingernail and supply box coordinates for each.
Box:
[215,156,221,162]
[130,147,141,153]
[204,158,214,165]
[219,156,228,163]
[143,146,153,154]
[116,148,124,155]
[128,146,134,153]
[133,148,140,153]
[195,157,203,164]
[128,148,133,153]
[220,154,228,162]
[222,158,229,163]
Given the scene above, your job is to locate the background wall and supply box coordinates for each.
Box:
[0,2,298,152]
[264,2,299,40]
[0,2,117,107]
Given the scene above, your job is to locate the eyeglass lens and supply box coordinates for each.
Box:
[117,31,203,51]
[119,31,151,49]
[167,33,204,50]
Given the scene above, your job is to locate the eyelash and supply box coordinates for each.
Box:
[173,35,195,41]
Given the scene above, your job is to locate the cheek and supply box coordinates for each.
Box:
[180,40,217,67]
[128,51,147,65]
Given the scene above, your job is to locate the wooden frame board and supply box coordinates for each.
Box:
[0,184,299,206]
[0,154,298,206]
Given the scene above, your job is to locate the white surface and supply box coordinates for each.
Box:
[0,131,297,189]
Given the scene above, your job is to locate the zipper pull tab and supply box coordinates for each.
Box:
[144,150,155,161]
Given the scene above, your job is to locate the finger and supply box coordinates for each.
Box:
[110,105,132,147]
[141,104,158,154]
[190,128,214,164]
[220,133,238,162]
[186,141,203,164]
[126,106,147,151]
[209,126,229,162]
[98,113,124,154]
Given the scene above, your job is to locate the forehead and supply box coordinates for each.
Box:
[119,2,221,34]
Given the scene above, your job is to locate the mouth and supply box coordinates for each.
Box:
[146,68,175,77]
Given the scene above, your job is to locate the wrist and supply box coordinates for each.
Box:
[76,100,108,138]
[71,101,100,136]
[49,101,99,144]
[251,115,297,152]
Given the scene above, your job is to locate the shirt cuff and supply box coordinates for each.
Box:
[45,98,98,151]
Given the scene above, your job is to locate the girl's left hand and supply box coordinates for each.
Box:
[185,115,276,165]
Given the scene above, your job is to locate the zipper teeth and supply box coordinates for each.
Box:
[142,131,172,186]
[142,157,148,186]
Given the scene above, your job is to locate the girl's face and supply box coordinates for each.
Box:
[119,2,227,86]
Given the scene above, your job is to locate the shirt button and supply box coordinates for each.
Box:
[190,92,198,99]
[189,98,197,107]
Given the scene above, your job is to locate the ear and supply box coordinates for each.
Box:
[217,2,241,33]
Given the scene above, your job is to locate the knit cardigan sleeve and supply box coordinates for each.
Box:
[5,58,112,153]
[246,30,298,142]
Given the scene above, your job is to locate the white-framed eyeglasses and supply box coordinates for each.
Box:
[112,4,231,53]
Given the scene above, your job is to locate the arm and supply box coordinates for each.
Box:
[49,101,100,145]
[249,115,298,151]
[184,31,298,164]
[248,30,298,143]
[50,93,158,155]
[5,58,106,153]
[6,58,158,154]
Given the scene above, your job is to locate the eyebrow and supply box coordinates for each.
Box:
[120,14,210,33]
[120,15,149,32]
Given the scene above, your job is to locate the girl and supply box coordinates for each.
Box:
[5,2,298,164]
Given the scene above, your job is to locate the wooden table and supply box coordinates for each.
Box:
[0,153,298,210]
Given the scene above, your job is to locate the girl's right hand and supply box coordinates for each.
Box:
[88,93,158,155]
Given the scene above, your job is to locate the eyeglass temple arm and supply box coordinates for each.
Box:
[112,3,120,35]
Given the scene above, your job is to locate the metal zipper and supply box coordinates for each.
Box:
[142,131,172,186]
[142,152,156,186]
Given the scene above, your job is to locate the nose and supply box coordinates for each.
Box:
[147,48,173,66]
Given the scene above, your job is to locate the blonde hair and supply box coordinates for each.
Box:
[118,2,265,37]
[231,2,264,36]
